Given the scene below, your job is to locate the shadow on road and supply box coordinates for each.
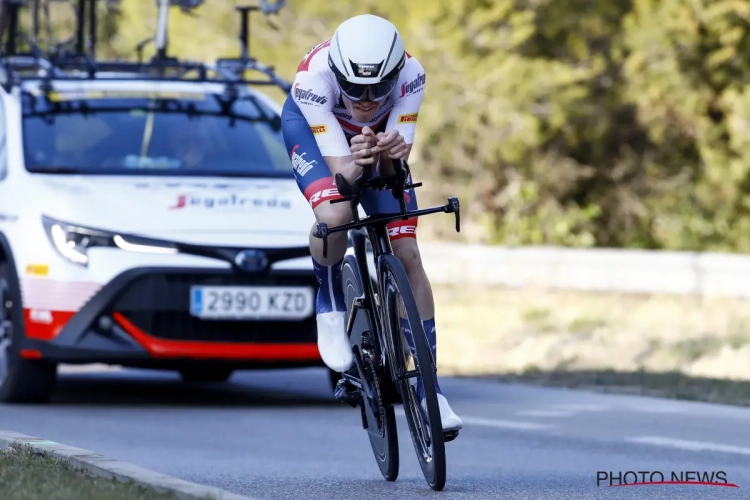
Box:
[45,368,342,408]
[468,368,750,407]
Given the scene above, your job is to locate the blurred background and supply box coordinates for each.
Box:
[34,0,750,250]
[25,0,750,402]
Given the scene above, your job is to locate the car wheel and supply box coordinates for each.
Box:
[0,262,57,403]
[179,367,234,383]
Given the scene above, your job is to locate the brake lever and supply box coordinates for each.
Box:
[446,196,460,233]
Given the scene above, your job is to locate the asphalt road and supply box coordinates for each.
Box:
[1,366,749,499]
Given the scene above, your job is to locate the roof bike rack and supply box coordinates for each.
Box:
[0,0,292,93]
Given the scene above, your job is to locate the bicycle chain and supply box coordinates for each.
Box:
[364,348,386,438]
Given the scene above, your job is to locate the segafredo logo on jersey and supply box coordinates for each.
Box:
[290,144,316,177]
[400,73,426,97]
[294,83,328,105]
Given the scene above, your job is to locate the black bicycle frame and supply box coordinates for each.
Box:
[312,159,460,393]
[312,159,460,259]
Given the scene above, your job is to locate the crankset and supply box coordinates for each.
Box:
[335,332,390,436]
[334,368,361,408]
[361,347,386,435]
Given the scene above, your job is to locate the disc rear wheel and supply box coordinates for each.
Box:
[342,255,399,482]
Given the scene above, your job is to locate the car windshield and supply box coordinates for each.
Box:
[21,88,293,178]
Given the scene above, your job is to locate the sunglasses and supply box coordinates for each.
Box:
[336,74,399,102]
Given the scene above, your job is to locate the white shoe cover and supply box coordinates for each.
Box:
[316,311,354,372]
[422,393,463,432]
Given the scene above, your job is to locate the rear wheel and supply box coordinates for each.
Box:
[380,254,446,491]
[342,254,399,482]
[179,367,233,383]
[0,262,57,404]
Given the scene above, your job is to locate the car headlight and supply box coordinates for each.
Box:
[42,215,178,267]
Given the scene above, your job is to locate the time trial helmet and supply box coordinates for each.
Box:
[328,14,406,102]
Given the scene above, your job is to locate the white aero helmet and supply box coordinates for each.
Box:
[328,14,406,102]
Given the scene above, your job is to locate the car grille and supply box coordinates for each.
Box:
[111,272,317,343]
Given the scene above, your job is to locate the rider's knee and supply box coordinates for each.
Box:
[314,201,352,229]
[392,236,423,275]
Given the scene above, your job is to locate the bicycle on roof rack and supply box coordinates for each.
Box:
[0,0,292,94]
[312,159,460,491]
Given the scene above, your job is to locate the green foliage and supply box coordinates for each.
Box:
[26,0,750,251]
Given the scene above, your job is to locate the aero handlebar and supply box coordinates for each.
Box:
[312,159,460,258]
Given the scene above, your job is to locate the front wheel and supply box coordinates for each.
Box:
[342,254,399,482]
[380,254,446,491]
[0,262,57,403]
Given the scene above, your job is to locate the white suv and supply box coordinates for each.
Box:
[0,0,332,403]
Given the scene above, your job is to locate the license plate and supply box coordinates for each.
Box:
[189,286,315,320]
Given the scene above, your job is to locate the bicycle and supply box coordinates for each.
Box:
[312,158,460,491]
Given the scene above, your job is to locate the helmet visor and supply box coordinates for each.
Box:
[336,74,398,102]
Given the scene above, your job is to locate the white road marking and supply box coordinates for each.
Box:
[619,405,689,414]
[626,436,750,456]
[548,403,609,412]
[516,409,574,418]
[461,416,554,430]
[394,408,554,430]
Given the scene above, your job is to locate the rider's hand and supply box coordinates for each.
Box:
[375,130,408,160]
[350,126,379,167]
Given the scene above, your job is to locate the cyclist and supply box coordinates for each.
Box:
[281,14,462,433]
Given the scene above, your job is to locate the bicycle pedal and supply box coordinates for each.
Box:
[334,378,360,408]
[443,430,459,443]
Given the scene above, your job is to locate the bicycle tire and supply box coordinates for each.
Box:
[379,253,446,491]
[341,255,399,482]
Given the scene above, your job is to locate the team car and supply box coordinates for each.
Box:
[0,0,348,403]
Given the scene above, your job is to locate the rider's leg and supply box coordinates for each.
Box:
[391,235,436,384]
[307,197,357,372]
[391,236,461,432]
[360,177,463,432]
[282,97,353,373]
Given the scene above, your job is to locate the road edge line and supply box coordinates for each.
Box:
[0,430,259,500]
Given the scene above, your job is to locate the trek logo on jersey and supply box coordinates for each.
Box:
[388,225,417,237]
[398,113,419,124]
[303,177,343,209]
[294,83,328,105]
[290,145,316,177]
[387,220,417,240]
[400,73,426,97]
[310,124,328,135]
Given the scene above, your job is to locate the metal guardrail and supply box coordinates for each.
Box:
[417,242,750,298]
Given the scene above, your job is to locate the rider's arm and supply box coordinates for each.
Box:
[378,57,426,176]
[291,72,362,184]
